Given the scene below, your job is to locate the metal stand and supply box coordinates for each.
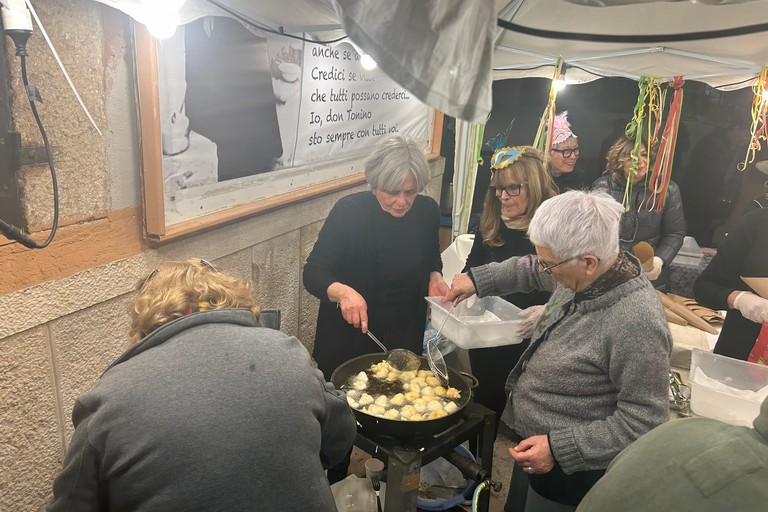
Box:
[354,402,495,512]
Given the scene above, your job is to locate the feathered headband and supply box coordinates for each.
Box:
[552,111,577,146]
[490,146,542,171]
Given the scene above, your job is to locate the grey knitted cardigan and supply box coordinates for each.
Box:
[470,253,671,474]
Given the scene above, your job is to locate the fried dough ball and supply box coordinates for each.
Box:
[404,391,420,402]
[445,387,462,399]
[428,409,448,419]
[418,370,433,379]
[421,386,435,396]
[427,400,444,412]
[444,401,459,415]
[412,399,428,413]
[386,371,400,382]
[425,376,441,387]
[433,386,447,396]
[346,396,359,408]
[374,395,389,407]
[352,379,368,391]
[400,405,417,418]
[389,393,406,407]
[356,371,369,382]
[412,378,428,388]
[398,371,417,382]
[383,409,400,420]
[358,393,375,406]
[346,389,361,400]
[406,412,424,421]
[364,404,385,416]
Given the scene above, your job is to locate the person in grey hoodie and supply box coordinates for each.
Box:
[47,259,356,512]
[447,191,672,512]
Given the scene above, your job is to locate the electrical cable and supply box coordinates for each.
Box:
[0,51,58,248]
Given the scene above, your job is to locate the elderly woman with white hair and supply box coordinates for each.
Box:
[447,190,671,512]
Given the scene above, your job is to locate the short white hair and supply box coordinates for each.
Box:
[528,190,623,265]
[365,136,430,193]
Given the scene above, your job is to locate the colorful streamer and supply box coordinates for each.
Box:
[533,58,564,154]
[740,66,768,171]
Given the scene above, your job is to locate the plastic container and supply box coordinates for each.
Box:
[672,236,704,268]
[689,348,768,427]
[425,296,522,349]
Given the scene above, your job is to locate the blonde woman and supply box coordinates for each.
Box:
[463,146,557,436]
[48,259,355,512]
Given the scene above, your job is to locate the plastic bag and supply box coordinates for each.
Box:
[331,475,385,512]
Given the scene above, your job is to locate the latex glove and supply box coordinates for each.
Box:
[515,305,545,339]
[645,256,663,281]
[733,291,768,324]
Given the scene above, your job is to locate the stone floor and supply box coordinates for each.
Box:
[348,423,518,512]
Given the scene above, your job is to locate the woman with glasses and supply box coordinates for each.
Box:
[591,135,686,290]
[548,111,588,192]
[462,146,556,439]
[48,259,356,512]
[303,136,449,482]
[447,190,672,512]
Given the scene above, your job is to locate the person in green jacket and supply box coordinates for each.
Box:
[577,397,768,512]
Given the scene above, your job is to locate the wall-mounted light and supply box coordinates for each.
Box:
[347,40,377,70]
[144,0,185,39]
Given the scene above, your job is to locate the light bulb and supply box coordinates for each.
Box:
[761,87,768,103]
[360,54,377,71]
[553,79,567,91]
[143,0,185,39]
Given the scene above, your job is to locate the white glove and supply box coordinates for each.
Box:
[645,256,663,281]
[733,291,768,324]
[515,305,546,339]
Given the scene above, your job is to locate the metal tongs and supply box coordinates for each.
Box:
[669,370,691,417]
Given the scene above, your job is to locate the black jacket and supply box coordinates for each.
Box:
[303,192,442,377]
[591,176,686,286]
[694,208,768,360]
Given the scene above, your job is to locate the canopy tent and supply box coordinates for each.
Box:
[493,0,768,88]
[91,0,768,237]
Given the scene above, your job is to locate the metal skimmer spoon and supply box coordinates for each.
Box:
[366,330,421,372]
[425,300,457,385]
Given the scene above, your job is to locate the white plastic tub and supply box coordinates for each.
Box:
[426,296,523,349]
[689,348,768,427]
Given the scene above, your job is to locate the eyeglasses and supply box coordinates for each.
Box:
[537,255,579,274]
[489,182,528,197]
[551,147,581,158]
[619,212,639,244]
[140,259,218,290]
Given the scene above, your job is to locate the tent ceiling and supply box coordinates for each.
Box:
[93,0,768,121]
[494,0,768,87]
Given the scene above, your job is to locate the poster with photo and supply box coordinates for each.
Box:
[142,16,432,236]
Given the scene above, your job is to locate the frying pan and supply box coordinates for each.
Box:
[331,353,473,439]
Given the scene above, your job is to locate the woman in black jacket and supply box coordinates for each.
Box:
[694,208,768,360]
[591,135,686,290]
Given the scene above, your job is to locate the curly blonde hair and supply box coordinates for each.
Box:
[129,259,260,343]
[480,146,557,247]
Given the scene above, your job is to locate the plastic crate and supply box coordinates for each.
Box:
[425,296,522,349]
[672,236,704,268]
[689,348,768,427]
